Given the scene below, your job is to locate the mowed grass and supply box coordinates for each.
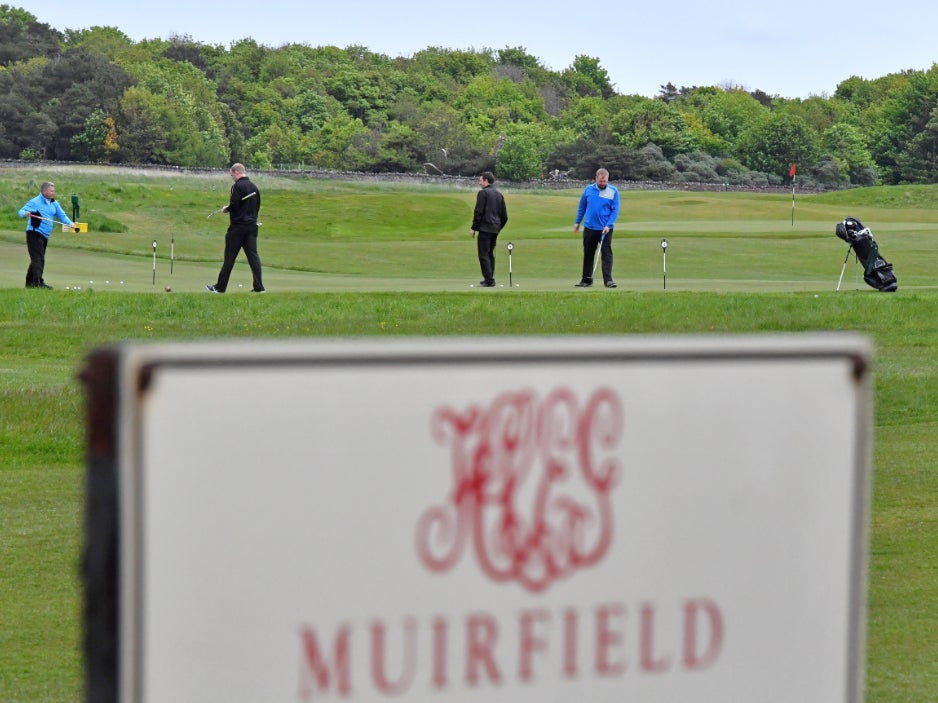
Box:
[2,165,936,292]
[1,166,937,702]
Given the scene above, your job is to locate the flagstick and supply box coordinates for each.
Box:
[791,173,796,226]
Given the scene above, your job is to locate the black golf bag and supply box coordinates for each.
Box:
[835,216,898,292]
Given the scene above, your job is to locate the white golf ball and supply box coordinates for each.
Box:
[239,284,243,288]
[469,284,474,288]
[120,281,124,284]
[500,284,504,287]
[516,284,520,287]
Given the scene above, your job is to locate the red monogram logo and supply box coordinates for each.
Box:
[416,387,623,593]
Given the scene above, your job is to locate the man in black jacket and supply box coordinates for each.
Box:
[206,163,265,293]
[470,171,508,287]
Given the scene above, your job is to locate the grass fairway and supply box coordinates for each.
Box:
[1,166,937,702]
[2,164,936,293]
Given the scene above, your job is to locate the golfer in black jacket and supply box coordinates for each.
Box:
[206,163,265,293]
[470,171,508,287]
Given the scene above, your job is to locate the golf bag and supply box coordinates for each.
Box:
[835,216,898,292]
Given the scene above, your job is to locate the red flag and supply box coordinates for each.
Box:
[789,163,797,177]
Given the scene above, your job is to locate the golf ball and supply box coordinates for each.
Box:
[500,284,504,287]
[469,284,474,288]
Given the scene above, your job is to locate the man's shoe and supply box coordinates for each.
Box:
[479,281,496,288]
[604,281,617,288]
[251,288,266,293]
[574,280,592,288]
[205,284,221,293]
[39,283,53,289]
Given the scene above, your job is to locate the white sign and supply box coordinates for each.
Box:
[88,334,871,703]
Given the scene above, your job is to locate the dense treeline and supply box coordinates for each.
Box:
[2,5,937,187]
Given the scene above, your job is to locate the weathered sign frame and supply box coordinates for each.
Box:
[82,334,872,703]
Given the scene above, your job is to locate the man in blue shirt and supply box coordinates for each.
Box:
[574,168,619,288]
[18,181,73,288]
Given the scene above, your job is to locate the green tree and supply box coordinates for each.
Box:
[122,58,230,165]
[243,122,311,168]
[774,96,846,137]
[680,111,724,156]
[495,122,553,180]
[116,86,169,162]
[309,113,371,170]
[0,47,133,159]
[607,95,698,157]
[372,122,420,172]
[0,5,61,66]
[325,68,386,123]
[822,122,876,185]
[295,89,333,133]
[559,96,609,140]
[909,104,938,181]
[696,89,767,146]
[398,100,473,169]
[735,112,821,179]
[454,73,548,135]
[496,47,546,75]
[563,55,615,99]
[0,59,50,157]
[409,47,492,85]
[657,82,680,103]
[45,50,135,159]
[63,26,134,62]
[867,68,938,183]
[70,108,111,161]
[161,34,223,77]
[214,38,268,86]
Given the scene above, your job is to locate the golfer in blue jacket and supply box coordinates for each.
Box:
[574,168,619,288]
[18,181,73,288]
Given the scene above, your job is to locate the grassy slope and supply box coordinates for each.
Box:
[1,167,937,702]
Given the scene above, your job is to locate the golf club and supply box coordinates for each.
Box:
[27,213,75,230]
[170,232,175,276]
[206,191,256,219]
[661,238,668,289]
[152,240,157,286]
[591,230,607,277]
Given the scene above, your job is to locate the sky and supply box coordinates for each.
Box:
[17,0,938,99]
